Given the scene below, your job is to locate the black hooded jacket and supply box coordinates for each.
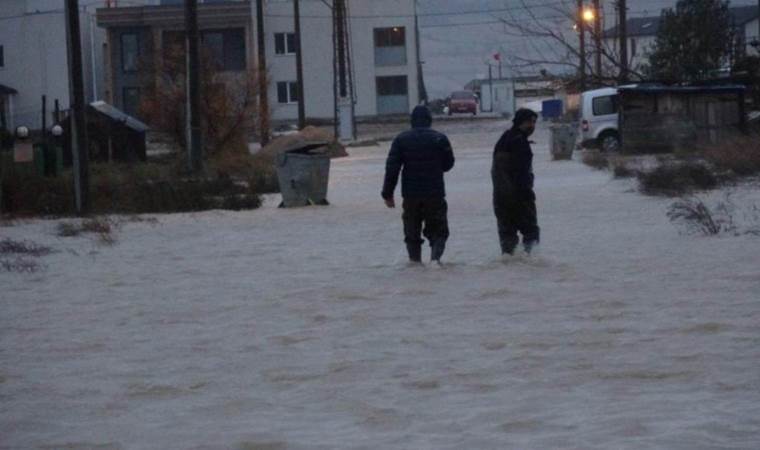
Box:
[492,127,534,196]
[382,106,455,199]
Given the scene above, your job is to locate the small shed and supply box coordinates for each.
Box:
[618,85,746,153]
[478,79,516,116]
[62,101,149,165]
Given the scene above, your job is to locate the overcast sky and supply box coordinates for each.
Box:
[417,0,758,98]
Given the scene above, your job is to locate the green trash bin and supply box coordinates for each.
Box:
[32,143,62,177]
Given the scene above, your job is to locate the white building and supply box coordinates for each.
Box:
[264,0,420,121]
[602,5,760,76]
[94,0,420,126]
[0,0,104,133]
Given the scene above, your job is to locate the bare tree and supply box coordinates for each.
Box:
[493,0,645,87]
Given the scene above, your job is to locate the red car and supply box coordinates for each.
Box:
[448,91,478,115]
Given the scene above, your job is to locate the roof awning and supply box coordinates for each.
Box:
[0,84,18,95]
[89,101,149,132]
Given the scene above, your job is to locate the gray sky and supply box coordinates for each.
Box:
[417,0,758,98]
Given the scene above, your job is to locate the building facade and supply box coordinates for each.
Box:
[95,0,420,125]
[263,0,419,121]
[0,0,103,132]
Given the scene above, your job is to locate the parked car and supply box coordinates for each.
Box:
[580,87,620,152]
[448,91,478,116]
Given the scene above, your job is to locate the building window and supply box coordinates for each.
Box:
[120,33,139,73]
[274,32,297,55]
[374,27,407,66]
[376,75,408,114]
[201,28,246,71]
[277,81,299,104]
[0,45,4,68]
[123,87,141,117]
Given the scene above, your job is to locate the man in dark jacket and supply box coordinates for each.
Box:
[492,108,540,255]
[382,106,455,263]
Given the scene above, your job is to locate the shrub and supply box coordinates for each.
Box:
[667,197,723,235]
[638,163,717,196]
[0,238,53,257]
[581,150,609,170]
[701,132,760,178]
[611,157,636,178]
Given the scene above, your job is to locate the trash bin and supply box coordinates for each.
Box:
[33,143,63,177]
[275,141,331,207]
[550,124,578,160]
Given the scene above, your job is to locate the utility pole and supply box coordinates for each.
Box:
[334,0,354,140]
[294,0,306,129]
[413,0,427,104]
[578,0,587,91]
[65,0,90,215]
[618,0,628,83]
[488,63,494,112]
[255,0,270,145]
[185,0,202,173]
[593,0,602,85]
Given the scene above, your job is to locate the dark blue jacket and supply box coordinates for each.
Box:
[382,107,455,200]
[491,127,534,195]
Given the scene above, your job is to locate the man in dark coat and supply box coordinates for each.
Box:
[382,106,455,263]
[492,108,540,255]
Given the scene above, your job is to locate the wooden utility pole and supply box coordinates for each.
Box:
[65,0,90,214]
[255,0,270,145]
[593,0,602,84]
[185,0,203,173]
[618,0,628,83]
[294,0,306,129]
[578,0,587,91]
[335,0,347,98]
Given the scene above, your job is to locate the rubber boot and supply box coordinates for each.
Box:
[406,244,422,263]
[430,239,446,262]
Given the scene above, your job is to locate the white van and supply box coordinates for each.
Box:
[580,87,620,152]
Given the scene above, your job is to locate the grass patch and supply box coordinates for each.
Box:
[57,217,118,246]
[637,163,717,196]
[701,133,760,178]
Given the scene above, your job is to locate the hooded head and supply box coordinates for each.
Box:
[411,105,433,129]
[512,108,538,136]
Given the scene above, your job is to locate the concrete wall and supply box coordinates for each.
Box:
[0,0,103,131]
[263,0,418,121]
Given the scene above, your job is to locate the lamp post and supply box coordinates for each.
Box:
[577,2,596,92]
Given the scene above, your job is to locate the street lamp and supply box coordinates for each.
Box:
[15,126,29,139]
[51,125,64,137]
[582,7,595,23]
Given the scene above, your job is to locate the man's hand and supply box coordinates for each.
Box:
[384,197,396,208]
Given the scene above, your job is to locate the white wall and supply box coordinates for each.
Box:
[263,0,418,121]
[0,0,103,131]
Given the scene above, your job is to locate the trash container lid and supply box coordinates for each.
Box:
[281,140,330,155]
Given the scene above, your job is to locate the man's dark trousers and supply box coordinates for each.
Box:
[493,190,539,255]
[402,197,449,262]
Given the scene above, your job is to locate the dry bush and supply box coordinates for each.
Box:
[610,156,636,178]
[139,44,265,157]
[0,238,53,257]
[667,194,760,236]
[701,132,760,178]
[638,163,717,196]
[57,217,118,245]
[581,150,609,170]
[667,197,723,235]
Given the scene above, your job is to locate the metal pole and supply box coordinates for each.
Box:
[185,0,202,173]
[488,64,494,112]
[578,0,587,91]
[294,0,306,129]
[41,95,47,139]
[255,0,270,145]
[65,0,90,214]
[618,0,628,83]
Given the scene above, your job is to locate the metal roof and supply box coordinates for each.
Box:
[0,84,18,95]
[90,101,149,132]
[618,84,746,94]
